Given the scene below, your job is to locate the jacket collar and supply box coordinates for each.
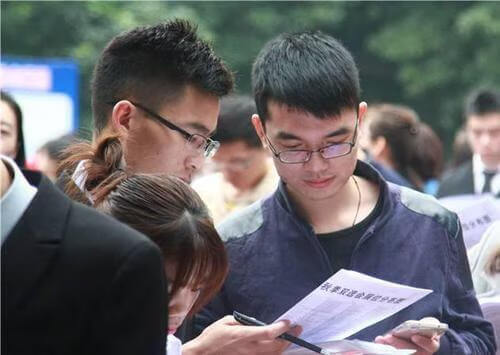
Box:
[2,171,70,309]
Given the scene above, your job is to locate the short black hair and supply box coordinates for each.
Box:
[465,88,500,118]
[213,95,261,148]
[1,90,25,167]
[92,19,234,134]
[252,31,360,123]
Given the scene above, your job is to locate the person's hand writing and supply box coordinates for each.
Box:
[183,315,301,355]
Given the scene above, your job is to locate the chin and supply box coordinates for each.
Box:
[294,185,339,202]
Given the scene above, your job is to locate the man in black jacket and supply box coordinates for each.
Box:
[437,88,500,198]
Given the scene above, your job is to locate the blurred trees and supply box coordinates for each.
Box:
[2,1,499,150]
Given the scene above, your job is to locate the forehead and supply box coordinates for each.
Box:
[158,85,220,135]
[467,113,500,129]
[213,140,258,160]
[265,101,356,136]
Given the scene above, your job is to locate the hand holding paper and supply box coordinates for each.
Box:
[275,269,432,344]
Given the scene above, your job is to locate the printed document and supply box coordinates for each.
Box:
[275,269,432,344]
[439,195,500,249]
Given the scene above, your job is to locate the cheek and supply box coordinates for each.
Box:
[493,137,500,152]
[0,136,17,156]
[274,164,301,183]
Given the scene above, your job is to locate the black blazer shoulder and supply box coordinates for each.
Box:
[437,160,474,198]
[2,172,167,355]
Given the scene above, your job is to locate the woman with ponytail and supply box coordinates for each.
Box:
[360,104,422,190]
[59,135,295,355]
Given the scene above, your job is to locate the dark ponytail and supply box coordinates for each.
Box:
[365,104,420,186]
[58,134,129,204]
[410,122,443,186]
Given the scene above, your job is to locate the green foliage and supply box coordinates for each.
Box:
[2,1,499,151]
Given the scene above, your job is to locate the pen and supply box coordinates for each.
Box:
[233,311,332,355]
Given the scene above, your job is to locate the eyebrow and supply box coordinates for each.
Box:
[275,127,351,140]
[185,122,214,136]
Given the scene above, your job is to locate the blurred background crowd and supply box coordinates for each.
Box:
[1,2,500,353]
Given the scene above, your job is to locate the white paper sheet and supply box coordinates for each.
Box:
[275,269,432,344]
[439,196,500,249]
[284,339,416,354]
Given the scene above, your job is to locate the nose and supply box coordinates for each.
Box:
[479,132,491,148]
[169,287,199,316]
[305,151,329,173]
[187,151,205,174]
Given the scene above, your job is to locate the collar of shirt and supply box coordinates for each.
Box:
[472,154,500,195]
[71,159,95,203]
[1,155,37,244]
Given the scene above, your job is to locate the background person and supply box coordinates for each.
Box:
[468,222,500,355]
[35,134,76,182]
[447,126,473,172]
[192,95,278,224]
[410,122,444,195]
[0,91,26,168]
[468,221,500,297]
[437,88,500,198]
[359,103,419,189]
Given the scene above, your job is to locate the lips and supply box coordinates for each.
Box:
[168,327,178,335]
[303,177,334,188]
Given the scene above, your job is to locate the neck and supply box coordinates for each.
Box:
[288,175,380,234]
[481,157,500,172]
[291,177,359,234]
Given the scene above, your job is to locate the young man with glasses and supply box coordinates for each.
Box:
[90,20,232,184]
[192,95,279,225]
[196,31,496,354]
[60,20,233,201]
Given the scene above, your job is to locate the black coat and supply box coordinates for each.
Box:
[437,160,475,198]
[2,171,167,355]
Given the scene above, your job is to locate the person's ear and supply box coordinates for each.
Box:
[358,101,368,127]
[251,114,268,148]
[110,101,135,136]
[371,136,388,159]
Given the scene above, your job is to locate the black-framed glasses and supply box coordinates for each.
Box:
[122,101,219,158]
[264,117,359,164]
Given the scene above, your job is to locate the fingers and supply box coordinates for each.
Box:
[288,325,303,337]
[274,325,303,352]
[375,333,440,354]
[247,320,292,341]
[375,334,416,349]
[411,334,440,353]
[374,335,389,344]
[219,315,241,325]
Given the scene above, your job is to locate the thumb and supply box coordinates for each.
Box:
[287,325,302,337]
